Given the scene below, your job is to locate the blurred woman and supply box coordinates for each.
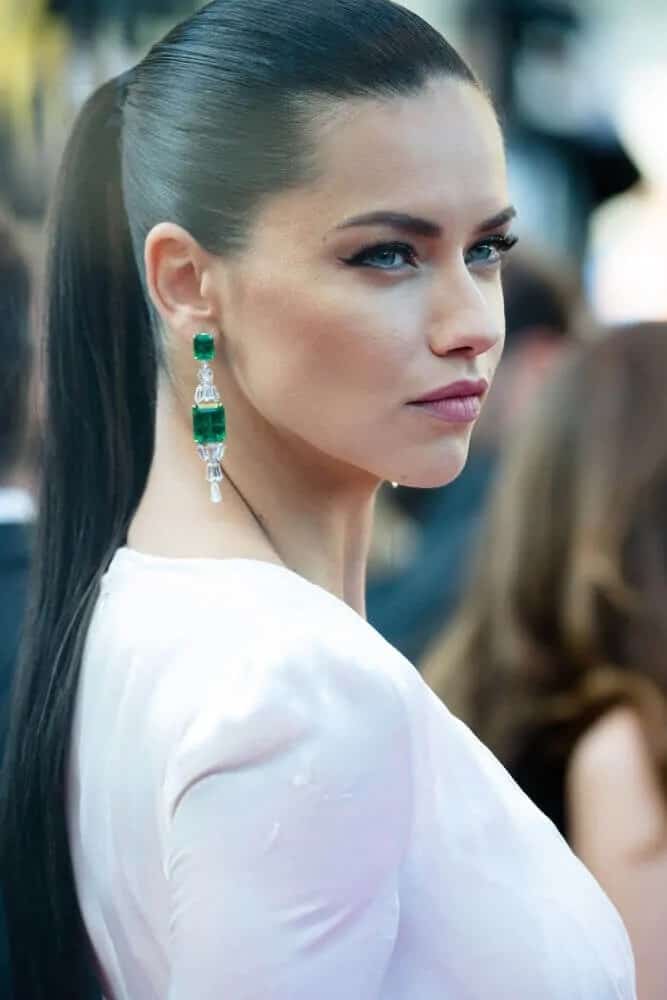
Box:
[426,322,667,1000]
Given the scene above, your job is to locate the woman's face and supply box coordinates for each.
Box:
[216,76,513,488]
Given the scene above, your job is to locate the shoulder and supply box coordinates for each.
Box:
[98,549,414,799]
[89,550,418,899]
[566,705,667,856]
[140,573,413,817]
[567,706,660,810]
[102,548,407,687]
[157,619,415,881]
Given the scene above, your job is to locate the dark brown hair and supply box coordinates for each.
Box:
[425,323,667,823]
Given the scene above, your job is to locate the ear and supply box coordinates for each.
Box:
[144,222,221,346]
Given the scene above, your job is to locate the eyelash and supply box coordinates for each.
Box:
[342,233,519,271]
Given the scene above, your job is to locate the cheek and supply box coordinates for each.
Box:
[238,272,414,419]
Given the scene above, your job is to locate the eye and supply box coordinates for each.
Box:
[465,233,519,268]
[342,241,419,271]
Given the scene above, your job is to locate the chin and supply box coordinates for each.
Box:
[390,440,471,490]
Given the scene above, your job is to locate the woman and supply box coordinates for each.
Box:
[426,323,667,1000]
[1,2,636,997]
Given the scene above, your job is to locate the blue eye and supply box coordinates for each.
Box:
[465,234,518,267]
[343,242,419,271]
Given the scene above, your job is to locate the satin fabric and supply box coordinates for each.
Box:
[67,546,636,999]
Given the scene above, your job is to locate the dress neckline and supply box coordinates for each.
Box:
[106,544,366,625]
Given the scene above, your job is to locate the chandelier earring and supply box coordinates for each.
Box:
[191,332,226,504]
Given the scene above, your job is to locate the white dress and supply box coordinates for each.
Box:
[67,546,636,1000]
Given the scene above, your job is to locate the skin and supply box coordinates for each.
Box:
[129,76,513,615]
[567,706,667,1000]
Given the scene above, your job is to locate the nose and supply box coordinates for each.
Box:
[427,264,503,359]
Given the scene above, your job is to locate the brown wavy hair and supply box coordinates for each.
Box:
[424,322,667,820]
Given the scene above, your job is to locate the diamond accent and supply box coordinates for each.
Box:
[206,463,224,483]
[197,443,225,463]
[195,384,221,405]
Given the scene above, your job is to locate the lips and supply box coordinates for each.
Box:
[409,378,488,404]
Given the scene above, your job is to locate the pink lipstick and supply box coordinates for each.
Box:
[408,378,487,424]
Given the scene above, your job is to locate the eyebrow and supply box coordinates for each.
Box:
[335,205,517,238]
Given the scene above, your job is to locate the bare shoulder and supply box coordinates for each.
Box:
[569,706,655,782]
[566,705,667,856]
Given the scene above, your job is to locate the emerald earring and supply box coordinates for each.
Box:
[192,332,226,504]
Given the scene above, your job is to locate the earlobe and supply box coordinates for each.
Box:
[144,221,218,340]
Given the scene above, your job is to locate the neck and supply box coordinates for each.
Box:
[129,382,379,617]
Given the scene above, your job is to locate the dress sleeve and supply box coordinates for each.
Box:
[161,630,413,1000]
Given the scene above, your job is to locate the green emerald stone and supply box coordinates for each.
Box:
[192,404,226,443]
[193,333,215,362]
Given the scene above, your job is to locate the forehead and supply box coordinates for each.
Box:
[275,76,509,235]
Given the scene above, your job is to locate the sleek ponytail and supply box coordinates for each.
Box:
[0,2,477,995]
[0,77,156,997]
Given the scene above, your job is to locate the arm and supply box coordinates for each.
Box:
[162,633,413,1000]
[566,706,667,1000]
